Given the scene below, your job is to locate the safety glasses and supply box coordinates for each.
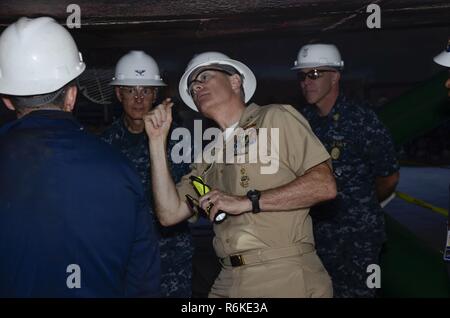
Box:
[297,69,336,81]
[187,69,233,96]
[120,86,156,99]
[186,175,227,224]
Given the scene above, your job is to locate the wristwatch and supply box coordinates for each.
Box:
[246,190,261,213]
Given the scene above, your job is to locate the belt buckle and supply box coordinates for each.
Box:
[230,254,245,267]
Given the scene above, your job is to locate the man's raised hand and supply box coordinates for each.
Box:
[143,98,174,141]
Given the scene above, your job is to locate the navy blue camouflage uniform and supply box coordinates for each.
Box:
[102,118,194,298]
[301,94,399,298]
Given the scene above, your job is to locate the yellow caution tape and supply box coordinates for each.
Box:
[395,191,448,217]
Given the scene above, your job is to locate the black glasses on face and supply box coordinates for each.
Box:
[297,69,336,81]
[188,69,233,95]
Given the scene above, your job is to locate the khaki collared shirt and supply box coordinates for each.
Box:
[177,103,330,258]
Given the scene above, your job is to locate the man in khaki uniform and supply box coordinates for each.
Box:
[144,52,337,297]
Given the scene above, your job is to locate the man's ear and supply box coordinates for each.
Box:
[63,85,78,112]
[115,87,122,102]
[332,71,341,85]
[1,97,16,111]
[229,74,243,94]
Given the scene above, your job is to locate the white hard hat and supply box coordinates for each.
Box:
[178,51,256,111]
[0,17,85,96]
[292,44,344,70]
[110,51,166,86]
[433,40,450,67]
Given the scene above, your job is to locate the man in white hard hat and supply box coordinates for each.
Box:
[434,40,450,96]
[292,43,400,297]
[143,51,337,297]
[102,51,193,298]
[0,17,160,297]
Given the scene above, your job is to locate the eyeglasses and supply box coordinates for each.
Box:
[187,69,233,96]
[186,175,227,224]
[120,86,155,99]
[297,69,336,81]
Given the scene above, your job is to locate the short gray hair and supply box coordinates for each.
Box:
[8,82,75,112]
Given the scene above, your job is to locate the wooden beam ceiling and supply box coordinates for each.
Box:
[0,0,449,45]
